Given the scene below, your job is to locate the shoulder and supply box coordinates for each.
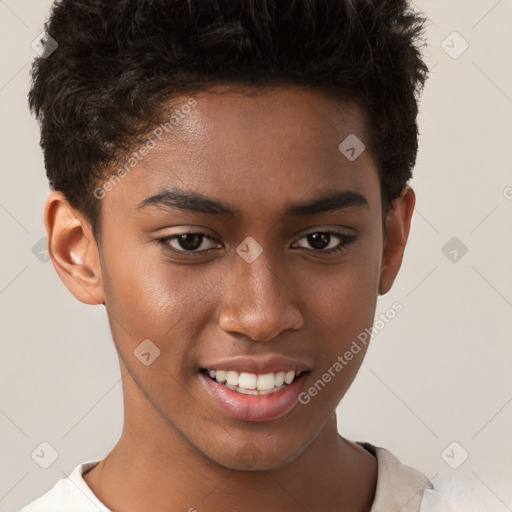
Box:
[358,442,454,512]
[18,460,110,512]
[422,473,510,512]
[360,442,500,512]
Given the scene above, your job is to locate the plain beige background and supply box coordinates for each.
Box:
[1,1,511,511]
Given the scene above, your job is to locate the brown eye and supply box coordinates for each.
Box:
[158,232,221,253]
[293,231,357,255]
[174,233,206,251]
[305,232,331,250]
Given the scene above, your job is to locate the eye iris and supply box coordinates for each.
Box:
[178,233,203,251]
[308,232,331,250]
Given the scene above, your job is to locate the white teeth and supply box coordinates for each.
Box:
[232,386,259,395]
[256,373,275,391]
[238,372,257,390]
[226,371,239,386]
[205,369,303,393]
[284,371,296,384]
[215,370,227,383]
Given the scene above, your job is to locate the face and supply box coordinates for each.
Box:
[47,85,414,471]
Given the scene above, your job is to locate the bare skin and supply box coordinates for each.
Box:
[44,85,415,512]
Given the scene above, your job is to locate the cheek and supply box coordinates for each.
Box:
[100,245,223,346]
[299,250,381,405]
[100,254,210,392]
[305,241,382,339]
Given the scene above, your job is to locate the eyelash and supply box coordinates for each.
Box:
[156,230,357,258]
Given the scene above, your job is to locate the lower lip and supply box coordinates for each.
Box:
[200,371,309,421]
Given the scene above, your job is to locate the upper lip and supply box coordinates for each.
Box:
[200,355,313,375]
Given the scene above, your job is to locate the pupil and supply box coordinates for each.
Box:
[308,232,330,250]
[179,233,202,251]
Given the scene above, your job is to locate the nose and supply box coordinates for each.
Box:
[218,248,304,342]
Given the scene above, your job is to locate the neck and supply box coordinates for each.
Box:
[83,374,377,512]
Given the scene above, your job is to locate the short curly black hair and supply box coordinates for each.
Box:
[29,0,428,239]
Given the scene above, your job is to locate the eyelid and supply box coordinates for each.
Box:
[294,229,353,242]
[292,230,357,251]
[296,225,357,237]
[158,231,220,253]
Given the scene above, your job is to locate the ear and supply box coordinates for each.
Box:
[44,191,105,305]
[378,185,416,295]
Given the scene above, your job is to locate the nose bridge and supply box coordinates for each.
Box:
[218,244,304,341]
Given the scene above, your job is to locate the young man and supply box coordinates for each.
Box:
[21,1,449,511]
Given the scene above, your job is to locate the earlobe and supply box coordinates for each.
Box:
[44,191,105,305]
[378,185,416,296]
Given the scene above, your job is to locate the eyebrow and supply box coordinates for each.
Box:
[136,187,369,217]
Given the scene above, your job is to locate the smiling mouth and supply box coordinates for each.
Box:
[199,368,308,395]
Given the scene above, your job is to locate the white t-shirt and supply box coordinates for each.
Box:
[18,443,453,512]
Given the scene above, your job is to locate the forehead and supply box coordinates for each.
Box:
[101,85,380,217]
[164,84,372,164]
[182,84,368,139]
